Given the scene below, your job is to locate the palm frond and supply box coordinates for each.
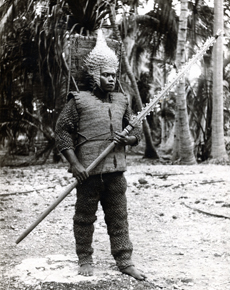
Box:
[65,0,111,34]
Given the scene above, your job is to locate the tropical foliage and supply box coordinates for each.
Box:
[0,0,229,165]
[0,1,66,164]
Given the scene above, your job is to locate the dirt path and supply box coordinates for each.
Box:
[0,156,230,290]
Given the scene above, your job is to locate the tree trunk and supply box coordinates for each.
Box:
[172,105,180,161]
[211,0,228,159]
[109,4,159,159]
[173,0,196,164]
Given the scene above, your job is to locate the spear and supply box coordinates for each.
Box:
[16,31,221,244]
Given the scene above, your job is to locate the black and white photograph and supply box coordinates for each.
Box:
[0,1,229,289]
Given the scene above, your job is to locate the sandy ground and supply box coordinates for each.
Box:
[0,155,230,290]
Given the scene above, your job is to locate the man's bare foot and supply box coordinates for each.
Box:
[78,264,93,276]
[120,265,146,280]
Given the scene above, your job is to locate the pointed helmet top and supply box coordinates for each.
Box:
[84,29,119,87]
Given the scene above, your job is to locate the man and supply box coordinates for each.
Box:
[55,30,146,280]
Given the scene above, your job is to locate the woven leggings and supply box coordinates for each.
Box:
[73,172,134,270]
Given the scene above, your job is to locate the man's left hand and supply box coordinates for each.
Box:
[114,131,137,146]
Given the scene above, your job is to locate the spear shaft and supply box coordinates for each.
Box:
[16,31,221,244]
[16,126,133,244]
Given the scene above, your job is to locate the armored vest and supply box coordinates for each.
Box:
[68,91,129,175]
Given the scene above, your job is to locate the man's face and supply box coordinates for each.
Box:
[100,68,116,92]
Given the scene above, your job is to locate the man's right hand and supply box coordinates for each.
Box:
[61,149,89,184]
[71,161,89,184]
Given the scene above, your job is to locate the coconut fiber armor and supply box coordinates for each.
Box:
[69,90,128,175]
[73,172,134,269]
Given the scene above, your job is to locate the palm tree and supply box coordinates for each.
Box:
[117,0,179,158]
[172,0,196,164]
[0,1,41,163]
[211,0,228,159]
[0,1,69,164]
[223,56,230,146]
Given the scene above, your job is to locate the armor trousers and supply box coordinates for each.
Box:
[73,172,134,270]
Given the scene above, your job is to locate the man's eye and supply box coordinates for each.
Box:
[101,73,116,78]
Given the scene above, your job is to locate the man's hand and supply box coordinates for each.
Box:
[61,149,89,184]
[114,131,137,146]
[71,161,89,184]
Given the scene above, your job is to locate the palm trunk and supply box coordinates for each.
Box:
[109,4,159,159]
[201,53,212,160]
[172,105,180,161]
[211,0,228,159]
[161,62,167,145]
[173,0,196,164]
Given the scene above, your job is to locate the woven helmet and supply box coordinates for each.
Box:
[84,29,119,87]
